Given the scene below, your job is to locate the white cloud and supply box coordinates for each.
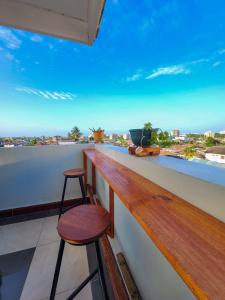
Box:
[5,52,14,61]
[30,35,43,42]
[15,87,76,100]
[126,73,141,82]
[146,65,190,79]
[190,58,210,65]
[212,61,222,67]
[219,49,225,55]
[0,27,22,49]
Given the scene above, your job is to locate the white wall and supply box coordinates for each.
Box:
[0,144,93,210]
[205,153,225,164]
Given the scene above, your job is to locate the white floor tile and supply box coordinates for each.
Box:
[0,218,44,255]
[20,241,90,300]
[37,215,60,246]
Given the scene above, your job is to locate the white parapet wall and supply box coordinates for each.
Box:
[0,144,93,210]
[93,144,225,300]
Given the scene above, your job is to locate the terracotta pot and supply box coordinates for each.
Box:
[94,130,104,143]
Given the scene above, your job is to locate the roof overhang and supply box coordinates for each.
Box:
[0,0,105,45]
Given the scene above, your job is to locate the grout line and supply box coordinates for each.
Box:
[36,215,59,248]
[35,217,47,248]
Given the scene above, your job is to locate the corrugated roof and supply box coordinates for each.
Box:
[206,146,225,155]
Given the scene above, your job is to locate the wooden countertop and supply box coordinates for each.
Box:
[83,148,225,300]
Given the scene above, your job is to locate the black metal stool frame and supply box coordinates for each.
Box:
[58,175,86,219]
[50,239,109,300]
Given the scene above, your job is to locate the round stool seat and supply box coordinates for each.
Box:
[63,168,85,178]
[57,205,110,245]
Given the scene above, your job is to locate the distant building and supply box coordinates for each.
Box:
[171,129,180,137]
[204,131,215,138]
[122,133,130,140]
[205,146,225,164]
[53,136,62,143]
[58,139,76,145]
[109,134,118,141]
[174,134,186,142]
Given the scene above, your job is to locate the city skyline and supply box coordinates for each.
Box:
[0,0,225,136]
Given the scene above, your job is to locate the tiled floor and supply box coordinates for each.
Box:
[0,215,102,300]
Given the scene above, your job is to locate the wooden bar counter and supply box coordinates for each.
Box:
[83,148,225,300]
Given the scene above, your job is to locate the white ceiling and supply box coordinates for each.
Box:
[0,0,105,44]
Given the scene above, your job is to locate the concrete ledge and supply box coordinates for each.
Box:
[96,144,225,223]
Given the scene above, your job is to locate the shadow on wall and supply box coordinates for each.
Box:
[0,145,92,210]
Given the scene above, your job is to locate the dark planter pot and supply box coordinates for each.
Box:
[129,129,153,147]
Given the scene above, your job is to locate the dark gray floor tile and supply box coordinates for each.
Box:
[0,248,35,300]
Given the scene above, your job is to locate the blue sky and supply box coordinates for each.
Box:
[0,0,225,136]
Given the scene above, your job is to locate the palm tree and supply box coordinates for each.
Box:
[69,126,82,141]
[183,146,196,159]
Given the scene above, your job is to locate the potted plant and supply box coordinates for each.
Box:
[89,128,104,143]
[129,122,158,147]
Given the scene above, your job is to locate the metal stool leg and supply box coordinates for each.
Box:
[95,241,109,300]
[66,268,98,300]
[50,239,65,300]
[59,176,68,219]
[78,176,87,204]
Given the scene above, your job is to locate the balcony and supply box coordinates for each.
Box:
[0,144,225,300]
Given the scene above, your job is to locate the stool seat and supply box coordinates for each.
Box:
[63,168,85,178]
[57,205,110,245]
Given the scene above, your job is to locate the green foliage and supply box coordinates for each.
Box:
[204,137,217,147]
[89,127,104,133]
[4,137,13,143]
[116,136,128,147]
[183,146,196,159]
[143,122,158,145]
[144,122,153,131]
[30,138,37,145]
[186,133,203,139]
[158,131,169,141]
[215,133,225,139]
[69,126,82,141]
[159,140,178,147]
[157,131,176,147]
[149,131,158,145]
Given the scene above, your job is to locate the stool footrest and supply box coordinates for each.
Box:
[66,268,98,300]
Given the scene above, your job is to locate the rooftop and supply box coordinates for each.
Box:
[205,146,225,155]
[0,144,225,300]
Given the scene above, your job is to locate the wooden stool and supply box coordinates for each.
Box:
[50,205,110,300]
[59,168,86,218]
